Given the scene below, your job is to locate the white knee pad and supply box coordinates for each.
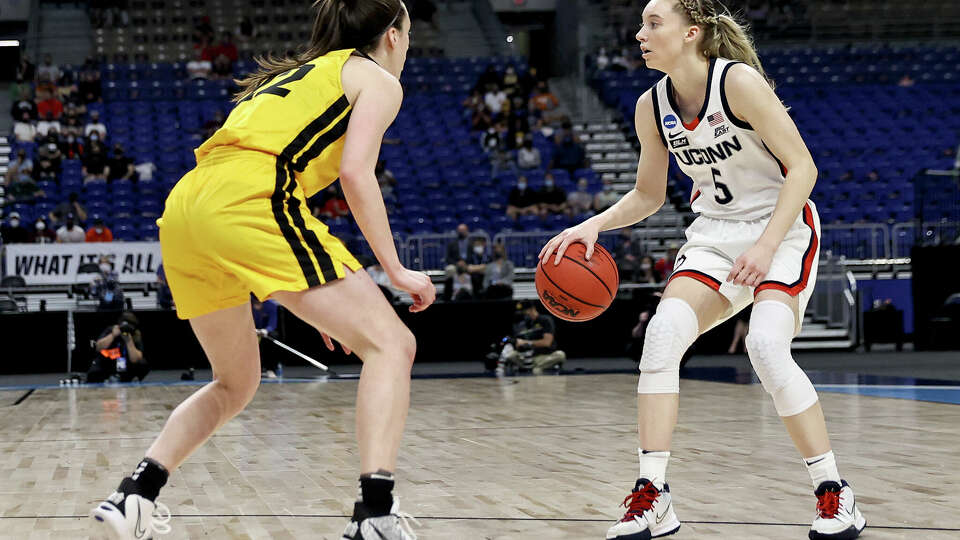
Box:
[637,298,699,394]
[745,301,819,416]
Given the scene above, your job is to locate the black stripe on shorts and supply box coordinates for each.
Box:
[282,162,338,283]
[272,157,322,287]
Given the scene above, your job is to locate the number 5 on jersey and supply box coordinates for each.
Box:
[711,167,734,205]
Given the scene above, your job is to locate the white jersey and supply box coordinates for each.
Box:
[651,57,787,221]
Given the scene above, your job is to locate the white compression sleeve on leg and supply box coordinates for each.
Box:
[637,297,699,394]
[745,300,819,416]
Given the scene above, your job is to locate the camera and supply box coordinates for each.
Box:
[119,321,136,334]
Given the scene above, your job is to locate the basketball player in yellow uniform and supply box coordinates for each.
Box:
[91,2,433,539]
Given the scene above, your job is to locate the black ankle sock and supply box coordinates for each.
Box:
[359,470,394,517]
[118,458,169,502]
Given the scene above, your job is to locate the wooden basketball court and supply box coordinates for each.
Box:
[1,372,958,539]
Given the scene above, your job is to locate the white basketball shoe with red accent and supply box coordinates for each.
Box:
[809,480,866,539]
[606,478,680,540]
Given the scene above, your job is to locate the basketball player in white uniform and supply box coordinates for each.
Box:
[540,1,866,539]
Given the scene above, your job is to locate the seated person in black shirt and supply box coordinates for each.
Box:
[86,312,149,383]
[537,173,568,217]
[107,144,136,182]
[491,300,566,374]
[506,176,540,219]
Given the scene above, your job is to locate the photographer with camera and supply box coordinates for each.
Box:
[86,311,148,383]
[487,300,566,375]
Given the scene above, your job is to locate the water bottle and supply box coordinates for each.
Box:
[276,362,283,378]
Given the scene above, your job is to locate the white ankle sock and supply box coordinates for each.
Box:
[803,450,841,489]
[638,448,670,490]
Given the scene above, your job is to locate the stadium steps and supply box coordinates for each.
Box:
[430,1,494,58]
[35,5,92,66]
[0,136,9,176]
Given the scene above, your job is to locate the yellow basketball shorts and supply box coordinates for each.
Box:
[158,151,362,320]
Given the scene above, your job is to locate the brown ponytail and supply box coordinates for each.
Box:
[674,0,775,90]
[234,0,406,102]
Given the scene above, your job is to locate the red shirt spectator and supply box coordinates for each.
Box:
[655,246,680,278]
[86,220,114,242]
[321,197,350,219]
[37,96,64,119]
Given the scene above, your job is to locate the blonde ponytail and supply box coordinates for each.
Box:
[674,0,775,90]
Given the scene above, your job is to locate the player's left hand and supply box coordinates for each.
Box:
[728,242,775,287]
[321,331,352,355]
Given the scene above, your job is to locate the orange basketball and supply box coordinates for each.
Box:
[536,242,619,322]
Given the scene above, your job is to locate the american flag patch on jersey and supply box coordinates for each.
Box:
[708,111,725,126]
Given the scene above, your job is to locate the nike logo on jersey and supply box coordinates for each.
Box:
[134,503,147,538]
[674,136,742,166]
[668,131,684,139]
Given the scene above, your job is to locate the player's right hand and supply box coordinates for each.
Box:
[389,268,436,313]
[538,220,601,266]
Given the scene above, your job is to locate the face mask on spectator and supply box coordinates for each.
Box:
[36,221,45,231]
[545,180,554,188]
[517,182,526,190]
[90,134,99,142]
[473,245,484,255]
[95,227,104,234]
[48,143,57,151]
[10,219,20,228]
[100,263,112,273]
[641,263,652,271]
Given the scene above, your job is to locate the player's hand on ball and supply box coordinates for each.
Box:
[538,220,601,266]
[389,267,436,313]
[728,242,775,287]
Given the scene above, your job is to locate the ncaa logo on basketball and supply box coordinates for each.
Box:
[540,289,580,318]
[663,115,678,130]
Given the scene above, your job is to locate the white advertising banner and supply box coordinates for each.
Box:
[4,242,162,285]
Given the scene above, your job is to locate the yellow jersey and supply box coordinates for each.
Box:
[195,48,356,198]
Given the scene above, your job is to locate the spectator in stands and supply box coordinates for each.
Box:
[636,255,662,285]
[7,171,43,203]
[78,71,102,103]
[34,138,63,181]
[483,242,514,299]
[157,264,174,310]
[0,212,29,244]
[317,184,349,219]
[507,176,540,219]
[595,47,611,70]
[517,138,541,170]
[498,300,565,374]
[445,223,473,266]
[29,218,55,243]
[448,259,474,301]
[210,33,238,79]
[567,177,594,217]
[60,131,85,160]
[594,178,619,212]
[537,172,568,217]
[7,149,34,183]
[530,81,560,115]
[187,48,213,80]
[36,89,63,120]
[252,296,281,378]
[475,65,501,93]
[84,110,107,140]
[36,113,62,141]
[485,125,516,176]
[615,227,644,281]
[50,192,88,225]
[108,144,136,182]
[506,111,529,150]
[86,312,149,384]
[375,160,397,200]
[82,141,110,183]
[551,133,588,177]
[502,66,519,95]
[483,83,508,118]
[463,89,482,114]
[237,15,257,41]
[86,217,114,242]
[13,111,37,143]
[11,92,37,121]
[62,111,83,136]
[16,56,35,82]
[465,236,491,294]
[37,54,61,85]
[193,14,215,44]
[655,243,680,278]
[56,213,86,243]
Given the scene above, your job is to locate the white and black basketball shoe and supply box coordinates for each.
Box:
[809,480,866,539]
[341,498,420,540]
[606,478,680,540]
[90,490,171,539]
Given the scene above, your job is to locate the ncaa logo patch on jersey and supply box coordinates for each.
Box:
[663,115,678,130]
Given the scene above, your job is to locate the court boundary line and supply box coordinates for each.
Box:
[2,514,957,531]
[10,388,34,406]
